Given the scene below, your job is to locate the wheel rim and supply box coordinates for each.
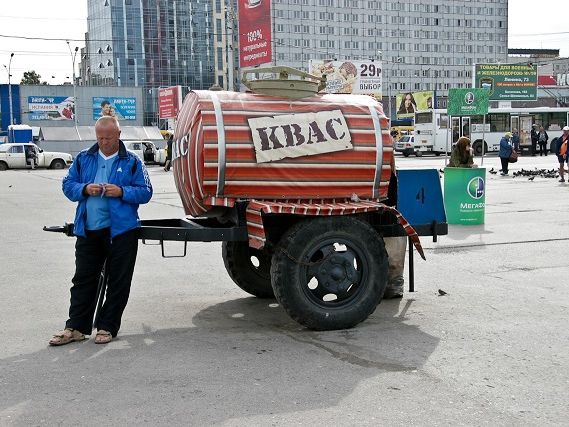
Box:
[300,238,369,308]
[248,247,270,280]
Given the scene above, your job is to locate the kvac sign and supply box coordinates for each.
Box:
[248,110,353,163]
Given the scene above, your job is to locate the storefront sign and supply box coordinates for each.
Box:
[474,64,537,101]
[159,86,182,119]
[248,110,352,163]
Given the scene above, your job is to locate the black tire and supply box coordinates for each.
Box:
[403,153,410,157]
[0,161,7,171]
[435,152,441,156]
[271,217,388,330]
[51,159,66,169]
[222,241,275,298]
[415,150,423,157]
[550,138,558,156]
[472,141,487,156]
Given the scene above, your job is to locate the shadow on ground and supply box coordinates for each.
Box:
[1,296,439,425]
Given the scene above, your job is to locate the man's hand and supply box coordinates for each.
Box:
[102,184,123,198]
[85,183,104,197]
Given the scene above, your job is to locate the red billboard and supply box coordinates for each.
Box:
[159,86,182,119]
[238,0,272,67]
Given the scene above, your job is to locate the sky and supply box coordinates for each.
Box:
[1,0,569,85]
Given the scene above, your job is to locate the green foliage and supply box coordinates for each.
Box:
[20,70,42,85]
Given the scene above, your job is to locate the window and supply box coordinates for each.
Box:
[9,146,24,154]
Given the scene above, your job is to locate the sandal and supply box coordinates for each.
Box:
[49,328,86,346]
[94,330,112,344]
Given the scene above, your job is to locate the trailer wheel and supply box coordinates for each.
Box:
[271,217,388,330]
[222,241,275,298]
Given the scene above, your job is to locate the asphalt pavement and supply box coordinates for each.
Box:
[1,153,568,426]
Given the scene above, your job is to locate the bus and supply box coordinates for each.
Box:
[413,107,569,156]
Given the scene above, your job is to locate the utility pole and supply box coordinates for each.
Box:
[226,1,236,91]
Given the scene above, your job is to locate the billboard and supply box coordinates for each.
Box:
[309,60,382,96]
[28,96,75,121]
[395,91,434,118]
[92,97,136,121]
[474,64,538,101]
[238,0,272,67]
[158,86,182,119]
[447,88,489,116]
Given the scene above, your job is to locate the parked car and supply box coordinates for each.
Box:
[0,143,72,171]
[394,135,442,157]
[124,141,166,165]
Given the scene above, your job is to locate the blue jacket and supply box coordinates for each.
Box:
[499,136,512,158]
[62,141,153,238]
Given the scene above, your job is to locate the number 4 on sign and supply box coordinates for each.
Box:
[416,188,425,204]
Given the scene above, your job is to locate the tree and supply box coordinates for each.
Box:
[20,70,44,85]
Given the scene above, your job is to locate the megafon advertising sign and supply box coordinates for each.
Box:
[474,64,537,101]
[159,86,182,119]
[238,0,272,67]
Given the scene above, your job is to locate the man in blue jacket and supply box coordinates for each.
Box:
[49,116,153,346]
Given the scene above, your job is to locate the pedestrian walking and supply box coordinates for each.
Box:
[556,126,569,183]
[512,129,520,152]
[49,116,153,346]
[537,126,549,156]
[530,124,539,156]
[499,131,513,176]
[164,133,173,172]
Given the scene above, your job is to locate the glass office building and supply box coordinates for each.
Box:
[83,0,215,125]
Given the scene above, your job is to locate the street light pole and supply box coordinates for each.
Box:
[3,53,15,126]
[66,42,79,128]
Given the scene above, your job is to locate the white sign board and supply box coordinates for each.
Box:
[248,110,353,163]
[309,60,382,96]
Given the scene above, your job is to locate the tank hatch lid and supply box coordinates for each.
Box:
[241,66,326,99]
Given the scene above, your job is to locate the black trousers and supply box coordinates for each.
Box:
[531,140,537,155]
[538,142,547,156]
[66,228,139,336]
[500,157,509,174]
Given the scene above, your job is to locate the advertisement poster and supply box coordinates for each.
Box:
[92,97,136,121]
[159,86,182,119]
[444,167,486,225]
[447,88,490,116]
[28,96,75,121]
[395,91,434,118]
[309,60,382,96]
[238,0,272,68]
[474,64,537,101]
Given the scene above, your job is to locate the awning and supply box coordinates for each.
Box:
[39,126,163,141]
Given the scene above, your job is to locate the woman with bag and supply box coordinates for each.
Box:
[499,132,514,176]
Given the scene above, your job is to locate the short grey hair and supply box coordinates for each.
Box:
[95,116,121,131]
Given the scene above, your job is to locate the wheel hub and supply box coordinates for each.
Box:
[317,252,357,293]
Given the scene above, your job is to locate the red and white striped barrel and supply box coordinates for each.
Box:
[172,90,392,217]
